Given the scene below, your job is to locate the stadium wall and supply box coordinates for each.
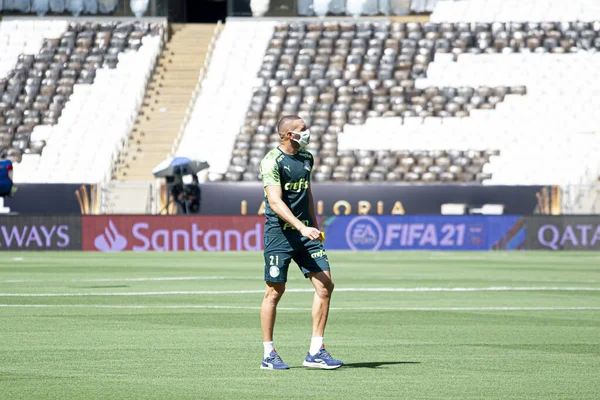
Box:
[6,183,553,215]
[1,215,599,251]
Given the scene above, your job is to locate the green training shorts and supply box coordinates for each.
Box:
[263,234,330,283]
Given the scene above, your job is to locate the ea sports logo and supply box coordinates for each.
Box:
[345,216,383,251]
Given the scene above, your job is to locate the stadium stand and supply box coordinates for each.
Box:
[169,15,600,186]
[0,0,147,17]
[255,0,439,17]
[4,20,164,183]
[113,23,220,182]
[430,0,600,23]
[175,20,277,180]
[3,0,600,190]
[103,23,220,214]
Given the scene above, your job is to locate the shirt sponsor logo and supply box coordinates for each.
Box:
[283,219,310,231]
[284,179,309,192]
[310,249,326,259]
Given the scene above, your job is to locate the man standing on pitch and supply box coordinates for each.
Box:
[259,115,343,370]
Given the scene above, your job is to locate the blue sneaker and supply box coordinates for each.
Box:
[303,348,343,369]
[261,351,290,370]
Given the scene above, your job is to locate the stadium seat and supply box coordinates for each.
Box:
[6,21,164,183]
[431,0,600,22]
[2,0,135,16]
[188,20,600,185]
[175,21,277,182]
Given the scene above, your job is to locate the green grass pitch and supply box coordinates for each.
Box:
[1,251,599,399]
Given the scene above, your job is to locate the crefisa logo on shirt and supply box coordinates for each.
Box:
[345,216,384,250]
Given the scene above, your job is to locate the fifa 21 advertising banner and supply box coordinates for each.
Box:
[525,216,600,251]
[199,183,547,216]
[0,215,82,251]
[82,216,265,252]
[323,215,526,251]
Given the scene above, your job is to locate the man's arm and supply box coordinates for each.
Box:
[307,186,318,230]
[266,185,321,241]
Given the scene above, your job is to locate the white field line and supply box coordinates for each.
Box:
[0,276,265,284]
[2,277,597,284]
[2,287,600,297]
[0,304,599,312]
[424,254,600,263]
[345,278,600,284]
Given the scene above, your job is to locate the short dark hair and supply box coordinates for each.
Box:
[276,115,303,139]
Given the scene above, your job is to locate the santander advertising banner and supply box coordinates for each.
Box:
[82,216,264,252]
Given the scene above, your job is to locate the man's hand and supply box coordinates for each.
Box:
[300,226,321,241]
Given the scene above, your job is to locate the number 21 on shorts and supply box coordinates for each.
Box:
[269,255,279,266]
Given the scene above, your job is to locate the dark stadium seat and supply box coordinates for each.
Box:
[0,21,159,169]
[221,20,600,183]
[2,20,164,183]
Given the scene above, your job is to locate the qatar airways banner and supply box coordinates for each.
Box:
[0,216,82,251]
[322,215,525,251]
[524,216,600,250]
[82,216,265,252]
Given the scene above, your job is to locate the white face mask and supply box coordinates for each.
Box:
[290,129,311,148]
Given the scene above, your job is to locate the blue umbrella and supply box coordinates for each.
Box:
[152,157,209,178]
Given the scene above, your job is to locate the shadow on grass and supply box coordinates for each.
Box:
[291,361,420,370]
[78,285,131,289]
[343,361,421,369]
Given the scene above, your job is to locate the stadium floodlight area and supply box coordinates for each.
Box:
[1,20,164,184]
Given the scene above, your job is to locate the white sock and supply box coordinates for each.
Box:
[263,341,275,358]
[309,336,324,355]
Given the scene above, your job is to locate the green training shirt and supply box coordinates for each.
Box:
[260,147,315,236]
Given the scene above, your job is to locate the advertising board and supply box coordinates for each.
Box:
[199,183,549,216]
[323,215,525,251]
[525,216,600,251]
[0,215,82,251]
[82,216,265,252]
[5,184,96,214]
[5,214,597,252]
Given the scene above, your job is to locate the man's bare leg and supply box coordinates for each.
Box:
[303,270,342,368]
[308,270,334,338]
[260,282,290,368]
[261,282,286,343]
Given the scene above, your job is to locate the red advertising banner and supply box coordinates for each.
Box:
[82,216,265,252]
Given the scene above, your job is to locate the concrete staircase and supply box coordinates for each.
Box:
[113,23,219,182]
